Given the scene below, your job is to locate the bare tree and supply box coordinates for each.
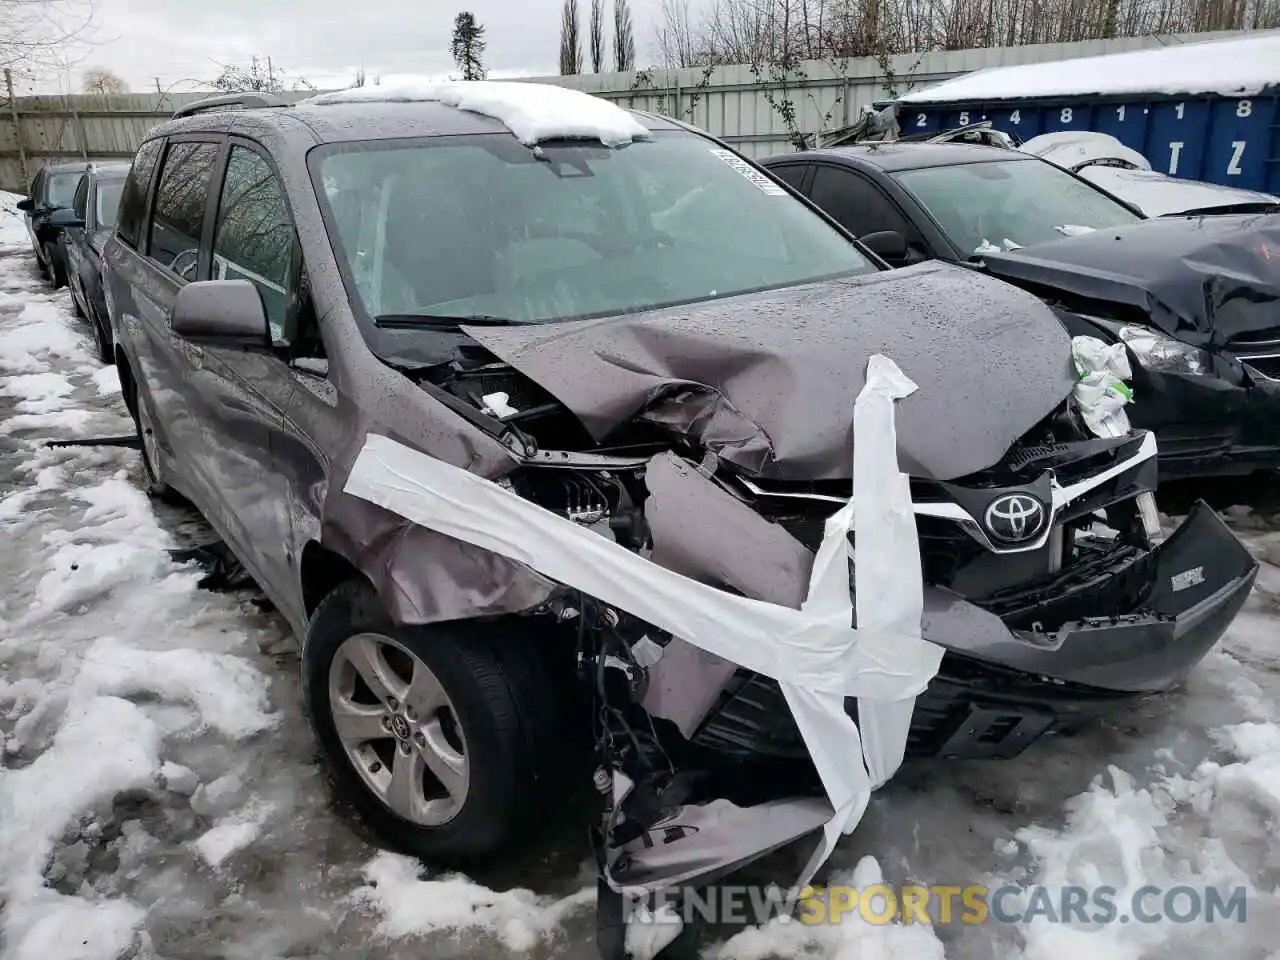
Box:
[613,0,636,70]
[451,11,487,80]
[559,0,583,74]
[654,0,699,67]
[2,0,96,82]
[649,0,1280,66]
[82,65,126,93]
[589,0,606,71]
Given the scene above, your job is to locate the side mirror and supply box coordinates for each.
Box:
[49,207,85,229]
[171,280,270,348]
[860,229,909,261]
[16,198,34,213]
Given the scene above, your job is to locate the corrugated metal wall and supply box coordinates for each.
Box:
[0,30,1246,191]
[550,31,1245,158]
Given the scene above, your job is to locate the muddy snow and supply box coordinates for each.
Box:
[2,195,1279,960]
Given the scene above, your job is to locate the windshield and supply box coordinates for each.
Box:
[95,178,125,229]
[893,159,1142,257]
[46,172,82,208]
[313,131,872,326]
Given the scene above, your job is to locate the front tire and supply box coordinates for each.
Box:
[70,282,86,319]
[88,303,112,364]
[303,579,569,865]
[127,374,182,503]
[42,241,66,288]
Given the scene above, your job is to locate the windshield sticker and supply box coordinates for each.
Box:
[709,148,787,195]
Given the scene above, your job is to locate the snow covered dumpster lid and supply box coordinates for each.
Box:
[897,31,1280,105]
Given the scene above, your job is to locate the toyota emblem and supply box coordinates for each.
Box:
[984,494,1047,544]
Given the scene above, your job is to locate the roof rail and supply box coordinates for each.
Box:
[171,93,288,120]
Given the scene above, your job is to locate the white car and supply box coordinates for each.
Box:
[1019,132,1280,217]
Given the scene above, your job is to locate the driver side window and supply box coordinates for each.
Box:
[809,166,916,243]
[212,145,299,342]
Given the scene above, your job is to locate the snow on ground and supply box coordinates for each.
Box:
[1,190,27,246]
[899,30,1280,103]
[2,200,1280,960]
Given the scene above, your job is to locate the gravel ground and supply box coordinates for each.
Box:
[2,196,1278,960]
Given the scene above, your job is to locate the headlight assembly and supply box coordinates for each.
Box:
[1118,326,1209,375]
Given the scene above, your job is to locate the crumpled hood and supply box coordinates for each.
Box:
[464,262,1075,482]
[981,214,1280,348]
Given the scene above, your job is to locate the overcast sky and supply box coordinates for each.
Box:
[39,0,669,94]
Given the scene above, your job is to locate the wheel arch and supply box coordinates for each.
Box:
[300,540,367,620]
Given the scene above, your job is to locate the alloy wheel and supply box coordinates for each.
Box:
[327,632,470,826]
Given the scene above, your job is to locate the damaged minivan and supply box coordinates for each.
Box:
[103,83,1257,954]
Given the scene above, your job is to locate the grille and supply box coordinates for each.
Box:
[691,654,1134,762]
[1242,357,1280,382]
[1225,335,1280,383]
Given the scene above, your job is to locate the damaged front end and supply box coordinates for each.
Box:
[337,270,1256,955]
[979,214,1280,480]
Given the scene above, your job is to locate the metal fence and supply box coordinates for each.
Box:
[0,30,1245,191]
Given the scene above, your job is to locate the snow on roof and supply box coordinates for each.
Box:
[304,79,652,148]
[899,31,1280,104]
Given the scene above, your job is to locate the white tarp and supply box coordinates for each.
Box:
[343,354,943,890]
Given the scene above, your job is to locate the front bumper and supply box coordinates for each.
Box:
[692,502,1257,762]
[1129,365,1280,479]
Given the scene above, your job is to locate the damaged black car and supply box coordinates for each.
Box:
[761,143,1280,480]
[103,85,1258,956]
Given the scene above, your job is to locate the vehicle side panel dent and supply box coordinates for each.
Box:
[318,471,557,627]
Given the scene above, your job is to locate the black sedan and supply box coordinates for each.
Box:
[762,143,1280,481]
[15,160,91,287]
[60,162,130,362]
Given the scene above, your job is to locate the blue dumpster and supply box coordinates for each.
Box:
[895,32,1280,193]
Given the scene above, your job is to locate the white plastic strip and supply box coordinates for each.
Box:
[343,354,943,887]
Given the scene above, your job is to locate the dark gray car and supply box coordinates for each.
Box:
[16,160,91,287]
[61,162,131,361]
[104,88,1256,958]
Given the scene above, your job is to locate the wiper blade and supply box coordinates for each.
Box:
[375,313,527,329]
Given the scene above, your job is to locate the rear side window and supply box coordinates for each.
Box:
[116,139,164,249]
[212,145,298,340]
[149,141,220,280]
